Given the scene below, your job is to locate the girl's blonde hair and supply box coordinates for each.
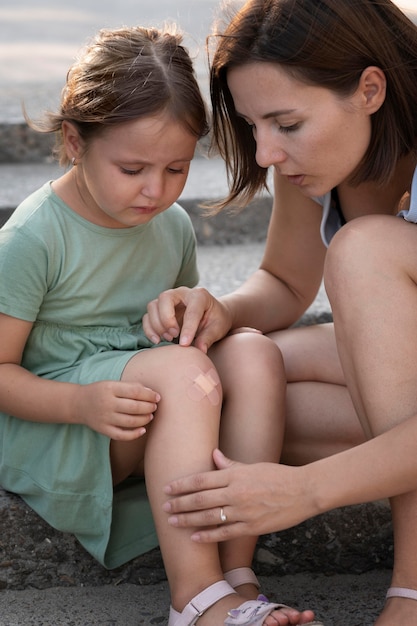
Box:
[29,25,209,166]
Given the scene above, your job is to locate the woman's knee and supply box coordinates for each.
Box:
[324,214,398,301]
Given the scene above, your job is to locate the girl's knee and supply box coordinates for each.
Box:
[167,346,223,406]
[222,331,285,382]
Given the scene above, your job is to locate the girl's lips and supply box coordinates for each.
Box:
[133,206,158,214]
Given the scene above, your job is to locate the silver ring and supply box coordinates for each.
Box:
[220,507,227,523]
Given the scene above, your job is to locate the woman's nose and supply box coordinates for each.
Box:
[255,134,287,169]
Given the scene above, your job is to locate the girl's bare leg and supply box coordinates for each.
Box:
[268,324,366,465]
[325,215,417,626]
[207,331,318,624]
[111,343,313,625]
[208,333,285,585]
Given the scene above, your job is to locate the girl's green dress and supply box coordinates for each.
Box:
[0,183,198,567]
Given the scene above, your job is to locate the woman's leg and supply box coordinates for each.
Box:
[111,343,314,625]
[268,324,366,465]
[325,214,417,626]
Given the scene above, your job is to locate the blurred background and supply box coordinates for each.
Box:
[0,0,222,122]
[1,0,416,123]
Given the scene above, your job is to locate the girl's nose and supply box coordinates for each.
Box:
[141,173,165,199]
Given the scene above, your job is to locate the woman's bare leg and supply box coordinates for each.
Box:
[268,324,366,464]
[325,214,417,626]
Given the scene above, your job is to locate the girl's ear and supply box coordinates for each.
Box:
[357,66,386,114]
[62,120,83,161]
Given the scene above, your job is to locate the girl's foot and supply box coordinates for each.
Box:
[224,567,318,625]
[169,579,323,626]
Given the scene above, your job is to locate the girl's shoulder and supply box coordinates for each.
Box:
[7,182,52,222]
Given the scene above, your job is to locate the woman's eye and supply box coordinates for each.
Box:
[279,123,300,133]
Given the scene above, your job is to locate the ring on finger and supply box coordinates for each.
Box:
[220,507,227,523]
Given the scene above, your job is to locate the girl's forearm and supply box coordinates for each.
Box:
[0,363,79,424]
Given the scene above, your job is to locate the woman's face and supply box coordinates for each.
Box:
[227,62,374,197]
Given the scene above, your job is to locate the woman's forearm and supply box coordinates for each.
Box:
[306,413,417,515]
[220,268,314,333]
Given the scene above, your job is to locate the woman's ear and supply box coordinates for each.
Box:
[61,120,83,162]
[357,66,386,114]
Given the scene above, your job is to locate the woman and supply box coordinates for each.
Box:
[143,0,417,623]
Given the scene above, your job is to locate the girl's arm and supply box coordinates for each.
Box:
[0,313,77,423]
[0,313,159,439]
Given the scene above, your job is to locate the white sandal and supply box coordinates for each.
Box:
[168,577,323,625]
[386,587,417,601]
[168,571,325,625]
[224,567,261,590]
[168,580,236,625]
[224,567,325,625]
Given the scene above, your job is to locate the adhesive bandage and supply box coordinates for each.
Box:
[185,365,221,405]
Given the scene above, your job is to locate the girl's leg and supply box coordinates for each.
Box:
[209,332,319,624]
[324,215,417,626]
[268,324,366,465]
[111,344,309,625]
[208,332,285,577]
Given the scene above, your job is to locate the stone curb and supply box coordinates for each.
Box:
[0,486,392,591]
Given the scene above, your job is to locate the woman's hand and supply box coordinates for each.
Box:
[143,286,233,353]
[72,380,160,440]
[163,448,317,542]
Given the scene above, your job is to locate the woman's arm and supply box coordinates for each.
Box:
[144,173,327,349]
[162,412,417,543]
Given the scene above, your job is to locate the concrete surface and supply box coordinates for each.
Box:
[1,1,417,624]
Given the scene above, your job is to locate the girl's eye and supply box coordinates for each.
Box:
[168,168,185,174]
[121,167,142,176]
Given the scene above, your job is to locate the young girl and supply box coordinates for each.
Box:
[0,25,322,626]
[143,1,417,624]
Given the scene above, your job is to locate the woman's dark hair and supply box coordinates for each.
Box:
[209,0,417,208]
[28,25,209,166]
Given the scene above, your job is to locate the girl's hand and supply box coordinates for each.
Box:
[163,449,316,542]
[72,380,160,440]
[143,286,233,353]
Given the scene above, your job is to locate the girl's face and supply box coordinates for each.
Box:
[227,62,375,197]
[70,111,197,228]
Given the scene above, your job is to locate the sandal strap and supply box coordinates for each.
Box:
[224,567,260,590]
[224,598,327,626]
[168,580,236,626]
[386,587,417,601]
